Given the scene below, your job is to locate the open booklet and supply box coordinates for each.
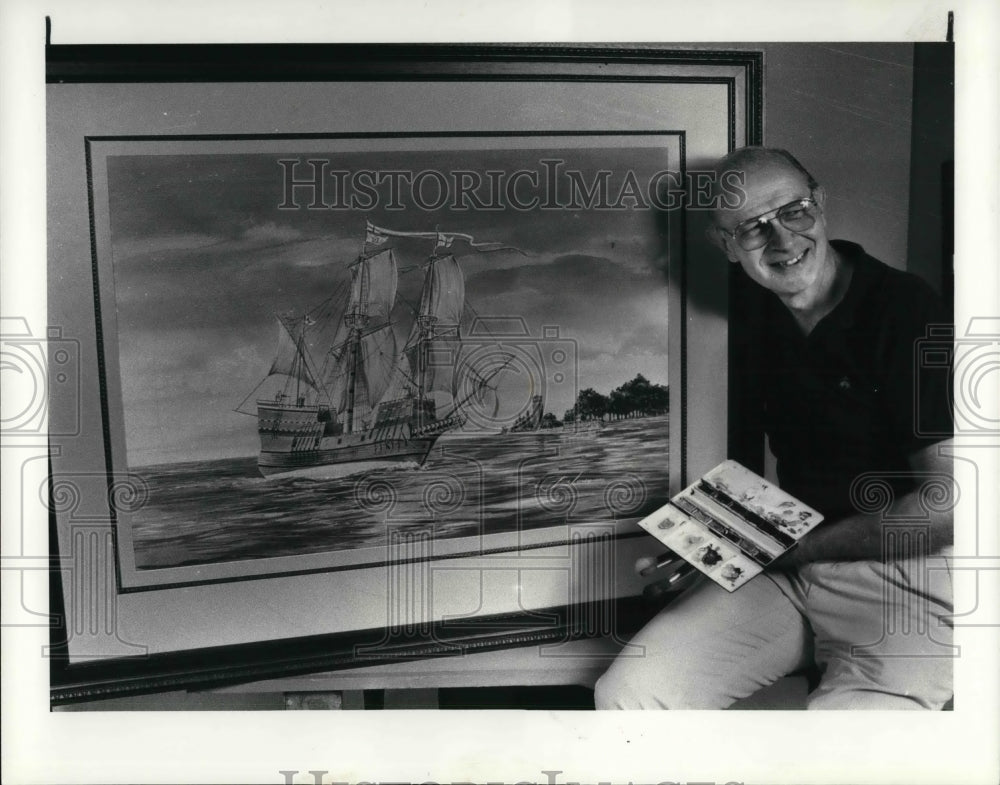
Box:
[637,459,825,592]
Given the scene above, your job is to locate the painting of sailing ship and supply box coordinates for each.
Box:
[101,136,675,579]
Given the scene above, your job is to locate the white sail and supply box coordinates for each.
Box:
[405,255,466,396]
[422,255,464,326]
[350,248,397,325]
[379,351,414,402]
[267,318,318,391]
[352,369,371,428]
[324,337,352,413]
[403,332,461,396]
[359,325,398,406]
[324,250,401,415]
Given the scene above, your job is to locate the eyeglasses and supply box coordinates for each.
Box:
[720,196,820,251]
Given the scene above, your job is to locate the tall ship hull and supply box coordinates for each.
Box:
[257,430,440,476]
[255,397,461,477]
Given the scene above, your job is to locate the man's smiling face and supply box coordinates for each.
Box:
[714,161,834,301]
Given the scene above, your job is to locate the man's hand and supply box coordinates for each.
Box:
[764,543,804,572]
[636,551,699,602]
[635,552,685,577]
[773,440,954,566]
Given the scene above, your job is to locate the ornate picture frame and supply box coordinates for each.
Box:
[46,44,761,703]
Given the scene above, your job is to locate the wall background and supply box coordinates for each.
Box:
[749,42,951,291]
[761,43,915,272]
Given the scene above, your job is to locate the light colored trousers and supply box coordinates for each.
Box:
[595,553,954,710]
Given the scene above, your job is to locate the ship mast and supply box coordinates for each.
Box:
[343,257,370,434]
[293,328,305,405]
[320,234,398,433]
[414,257,440,430]
[403,243,465,432]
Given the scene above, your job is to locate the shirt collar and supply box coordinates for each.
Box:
[762,239,880,340]
[819,240,878,332]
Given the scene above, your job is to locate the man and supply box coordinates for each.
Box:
[595,147,954,710]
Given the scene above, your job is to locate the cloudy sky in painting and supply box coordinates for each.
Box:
[105,142,672,465]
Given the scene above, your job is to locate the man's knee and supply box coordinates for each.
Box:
[594,659,669,709]
[806,687,951,710]
[593,667,628,710]
[594,655,724,710]
[594,576,809,710]
[806,656,954,710]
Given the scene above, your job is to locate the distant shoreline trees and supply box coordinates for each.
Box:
[561,374,669,423]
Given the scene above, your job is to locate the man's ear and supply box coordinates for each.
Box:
[812,184,827,210]
[704,225,738,263]
[704,224,725,249]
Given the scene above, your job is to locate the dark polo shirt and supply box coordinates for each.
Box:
[760,240,953,520]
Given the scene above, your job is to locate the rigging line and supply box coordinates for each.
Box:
[441,352,517,418]
[308,277,352,320]
[460,300,505,342]
[367,333,395,356]
[293,361,329,403]
[398,370,420,390]
[325,283,352,315]
[326,338,352,358]
[394,256,428,308]
[282,268,352,328]
[292,327,327,396]
[234,377,272,415]
[304,292,337,319]
[361,320,397,339]
[400,326,459,357]
[459,301,517,370]
[328,322,395,364]
[425,323,460,340]
[466,357,502,388]
[394,287,422,320]
[308,300,341,334]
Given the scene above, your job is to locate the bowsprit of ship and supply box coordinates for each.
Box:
[238,222,514,478]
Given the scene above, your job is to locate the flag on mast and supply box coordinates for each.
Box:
[364,221,389,253]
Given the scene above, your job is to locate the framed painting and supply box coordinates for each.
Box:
[45,44,761,701]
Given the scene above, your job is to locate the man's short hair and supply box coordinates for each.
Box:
[710,147,820,224]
